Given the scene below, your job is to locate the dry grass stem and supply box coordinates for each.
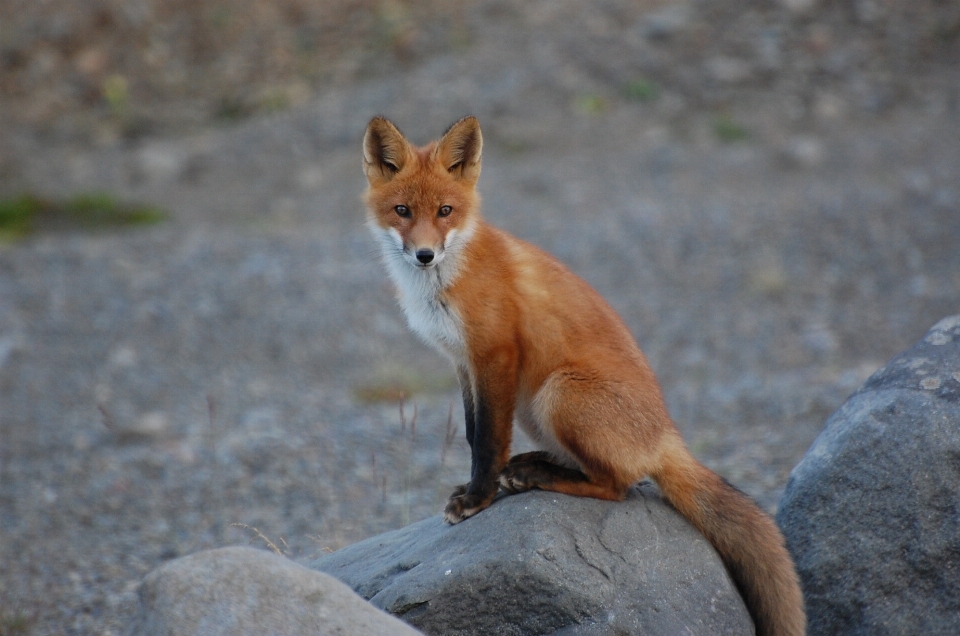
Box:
[230,523,288,556]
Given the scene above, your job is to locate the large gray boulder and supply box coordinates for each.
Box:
[777,315,960,635]
[133,546,423,635]
[308,483,753,636]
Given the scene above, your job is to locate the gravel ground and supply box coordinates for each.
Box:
[1,1,959,634]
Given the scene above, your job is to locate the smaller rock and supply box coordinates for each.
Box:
[108,345,138,369]
[780,136,825,169]
[705,56,754,85]
[133,546,423,636]
[0,333,24,369]
[132,412,170,438]
[854,0,884,24]
[813,93,846,121]
[641,3,691,40]
[74,48,108,76]
[297,164,324,191]
[754,31,783,72]
[778,0,818,16]
[136,144,187,183]
[105,409,173,444]
[903,170,933,198]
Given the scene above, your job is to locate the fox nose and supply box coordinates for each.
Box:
[415,249,435,264]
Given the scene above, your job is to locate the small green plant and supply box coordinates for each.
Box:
[0,607,35,636]
[450,24,473,50]
[210,5,232,29]
[0,195,41,240]
[65,192,165,227]
[375,0,414,53]
[499,138,532,155]
[102,74,130,118]
[0,192,166,240]
[936,16,960,42]
[624,78,659,102]
[215,96,249,121]
[258,89,290,113]
[712,115,750,142]
[576,94,607,114]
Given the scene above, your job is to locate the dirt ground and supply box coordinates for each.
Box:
[1,1,959,634]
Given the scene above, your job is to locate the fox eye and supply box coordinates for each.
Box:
[394,205,411,218]
[438,205,453,217]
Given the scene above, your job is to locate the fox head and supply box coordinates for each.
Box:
[362,116,482,272]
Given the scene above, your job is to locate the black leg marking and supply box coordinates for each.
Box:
[444,384,508,523]
[467,391,502,489]
[457,367,476,452]
[445,356,517,524]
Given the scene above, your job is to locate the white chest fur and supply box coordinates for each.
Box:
[371,225,470,361]
[390,259,465,359]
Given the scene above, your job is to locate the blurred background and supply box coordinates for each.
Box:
[1,1,959,634]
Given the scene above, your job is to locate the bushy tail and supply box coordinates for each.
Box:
[652,443,806,636]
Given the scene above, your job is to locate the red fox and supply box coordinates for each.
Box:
[362,116,805,636]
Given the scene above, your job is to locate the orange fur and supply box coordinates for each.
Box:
[362,116,806,636]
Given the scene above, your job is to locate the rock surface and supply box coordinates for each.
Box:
[133,546,423,636]
[777,315,960,635]
[309,485,753,636]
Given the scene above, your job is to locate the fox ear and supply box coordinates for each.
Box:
[363,117,410,185]
[436,116,482,183]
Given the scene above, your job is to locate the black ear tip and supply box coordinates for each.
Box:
[366,116,404,138]
[444,115,481,137]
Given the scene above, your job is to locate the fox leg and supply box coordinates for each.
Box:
[501,449,628,498]
[447,367,477,499]
[444,353,517,523]
[499,370,666,502]
[499,457,628,501]
[501,450,627,498]
[506,450,554,465]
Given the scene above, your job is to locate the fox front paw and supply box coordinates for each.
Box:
[443,488,495,524]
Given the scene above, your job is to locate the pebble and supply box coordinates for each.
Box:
[779,0,818,16]
[136,144,186,183]
[813,93,846,121]
[641,3,691,39]
[781,136,826,169]
[705,56,754,84]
